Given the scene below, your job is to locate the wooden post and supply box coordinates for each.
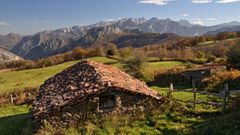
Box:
[192,80,196,110]
[169,83,174,98]
[168,83,174,106]
[10,94,14,103]
[222,84,229,114]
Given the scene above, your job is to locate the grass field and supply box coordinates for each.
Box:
[0,57,120,94]
[0,104,30,117]
[0,103,210,135]
[0,104,33,135]
[150,85,222,104]
[1,103,238,135]
[0,57,185,94]
[144,61,184,72]
[0,60,78,94]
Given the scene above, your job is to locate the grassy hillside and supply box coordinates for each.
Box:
[145,61,184,72]
[0,105,32,135]
[0,61,78,94]
[0,57,184,94]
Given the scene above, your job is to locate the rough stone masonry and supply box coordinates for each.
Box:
[33,60,162,121]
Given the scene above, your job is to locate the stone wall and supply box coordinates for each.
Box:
[40,87,162,128]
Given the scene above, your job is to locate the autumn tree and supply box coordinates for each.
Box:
[119,47,133,58]
[198,36,206,43]
[217,32,228,41]
[123,57,144,80]
[94,46,105,56]
[106,43,118,56]
[227,44,240,65]
[212,45,228,57]
[180,48,195,60]
[205,36,213,41]
[237,32,240,37]
[72,47,87,59]
[157,48,168,60]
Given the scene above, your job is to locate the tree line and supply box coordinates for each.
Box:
[1,31,240,70]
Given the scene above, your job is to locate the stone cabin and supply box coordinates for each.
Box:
[181,65,226,86]
[32,60,162,120]
[182,68,212,86]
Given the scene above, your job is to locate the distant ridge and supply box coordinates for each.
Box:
[0,47,22,62]
[0,17,239,60]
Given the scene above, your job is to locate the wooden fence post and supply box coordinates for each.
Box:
[222,83,229,114]
[169,83,174,97]
[192,80,196,110]
[168,83,174,106]
[10,94,14,103]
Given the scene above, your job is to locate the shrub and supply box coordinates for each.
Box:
[202,70,240,92]
[227,44,240,66]
[123,57,145,80]
[207,55,217,63]
[72,47,87,59]
[191,58,208,64]
[119,47,133,58]
[93,46,105,57]
[106,43,118,56]
[0,62,6,69]
[5,60,27,69]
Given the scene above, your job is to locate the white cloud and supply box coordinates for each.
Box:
[191,20,204,25]
[192,0,212,3]
[181,14,189,17]
[139,0,173,5]
[191,18,204,25]
[0,21,10,26]
[206,18,217,21]
[216,0,240,3]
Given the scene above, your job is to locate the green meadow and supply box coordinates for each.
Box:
[0,57,184,94]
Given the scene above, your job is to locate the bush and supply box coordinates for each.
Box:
[106,43,118,56]
[207,55,217,63]
[123,57,145,80]
[0,62,6,70]
[5,60,27,69]
[227,44,240,66]
[191,58,208,64]
[72,47,88,59]
[119,47,133,58]
[202,70,240,92]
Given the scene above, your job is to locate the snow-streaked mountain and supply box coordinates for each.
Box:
[0,17,240,60]
[0,47,22,62]
[0,33,22,50]
[206,26,240,35]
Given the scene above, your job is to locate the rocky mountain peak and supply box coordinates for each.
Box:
[178,20,194,27]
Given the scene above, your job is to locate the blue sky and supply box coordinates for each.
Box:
[0,0,240,35]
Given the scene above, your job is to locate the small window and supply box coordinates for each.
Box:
[99,95,115,109]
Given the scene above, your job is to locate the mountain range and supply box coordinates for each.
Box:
[0,47,22,62]
[1,17,240,60]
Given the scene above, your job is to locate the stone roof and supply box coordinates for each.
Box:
[33,60,161,118]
